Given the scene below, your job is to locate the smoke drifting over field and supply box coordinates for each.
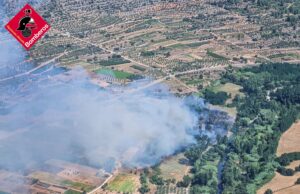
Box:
[0,69,199,171]
[0,13,199,170]
[0,2,230,174]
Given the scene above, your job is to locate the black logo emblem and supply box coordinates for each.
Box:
[17,9,37,37]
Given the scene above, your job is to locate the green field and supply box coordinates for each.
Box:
[64,190,82,194]
[98,58,130,66]
[96,68,133,79]
[107,174,137,193]
[167,41,209,49]
[210,82,244,103]
[269,53,300,59]
[206,50,229,60]
[131,65,146,72]
[206,82,244,117]
[62,180,95,191]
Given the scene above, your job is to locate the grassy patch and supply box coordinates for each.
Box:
[269,53,300,59]
[140,50,155,57]
[62,180,95,192]
[210,82,244,104]
[186,79,203,85]
[211,105,237,118]
[96,68,133,79]
[131,65,146,72]
[205,82,244,117]
[212,82,242,92]
[159,153,190,181]
[185,41,209,47]
[107,173,137,193]
[99,58,130,66]
[206,50,229,60]
[168,41,209,49]
[64,190,82,194]
[131,31,157,41]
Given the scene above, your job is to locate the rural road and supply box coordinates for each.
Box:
[0,52,66,82]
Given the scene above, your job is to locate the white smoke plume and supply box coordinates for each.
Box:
[0,0,201,172]
[0,69,199,171]
[0,1,230,175]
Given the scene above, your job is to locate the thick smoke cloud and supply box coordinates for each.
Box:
[0,1,229,175]
[0,8,197,170]
[0,0,197,172]
[0,4,199,170]
[0,69,199,171]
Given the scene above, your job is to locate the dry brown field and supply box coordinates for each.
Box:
[277,121,300,156]
[258,121,300,194]
[257,161,300,194]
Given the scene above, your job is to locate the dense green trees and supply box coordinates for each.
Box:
[204,90,230,105]
[176,175,191,187]
[184,136,210,163]
[183,134,228,193]
[277,167,295,176]
[277,152,300,166]
[140,51,155,57]
[220,63,300,193]
[139,173,150,193]
[273,85,300,104]
[139,183,150,193]
[150,174,164,185]
[147,63,299,194]
[277,158,300,176]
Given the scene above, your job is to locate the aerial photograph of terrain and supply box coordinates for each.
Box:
[0,0,299,193]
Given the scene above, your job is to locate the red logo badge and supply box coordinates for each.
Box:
[5,4,50,50]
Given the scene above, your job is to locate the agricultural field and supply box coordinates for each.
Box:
[204,82,244,118]
[62,180,95,192]
[159,153,191,181]
[209,83,244,104]
[257,121,300,194]
[106,173,140,193]
[98,58,131,67]
[277,121,300,157]
[64,190,82,194]
[28,171,94,191]
[28,0,299,93]
[22,159,110,193]
[257,161,300,194]
[29,171,66,186]
[155,186,189,194]
[95,68,134,80]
